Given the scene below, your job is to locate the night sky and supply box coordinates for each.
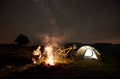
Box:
[0,0,120,45]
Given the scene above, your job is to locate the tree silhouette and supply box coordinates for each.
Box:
[14,34,30,46]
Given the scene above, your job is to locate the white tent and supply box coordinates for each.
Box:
[76,46,101,60]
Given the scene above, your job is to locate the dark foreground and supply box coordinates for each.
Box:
[0,43,120,79]
[0,59,120,79]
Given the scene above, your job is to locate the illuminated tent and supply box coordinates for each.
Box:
[75,46,101,60]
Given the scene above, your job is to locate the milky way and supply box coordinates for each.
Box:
[0,0,120,44]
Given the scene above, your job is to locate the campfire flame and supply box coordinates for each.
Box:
[32,34,68,66]
[45,45,55,66]
[32,46,41,64]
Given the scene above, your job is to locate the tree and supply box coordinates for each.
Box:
[14,34,30,46]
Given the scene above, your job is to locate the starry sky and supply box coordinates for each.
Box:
[0,0,120,45]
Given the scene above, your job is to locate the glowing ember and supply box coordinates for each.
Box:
[45,45,55,66]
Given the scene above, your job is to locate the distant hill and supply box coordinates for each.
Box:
[0,43,36,53]
[0,43,120,61]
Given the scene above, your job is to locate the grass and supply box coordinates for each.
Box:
[0,44,120,79]
[0,59,119,79]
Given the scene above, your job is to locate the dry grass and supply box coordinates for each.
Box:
[0,59,119,79]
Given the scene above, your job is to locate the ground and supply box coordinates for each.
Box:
[0,59,120,79]
[0,44,120,79]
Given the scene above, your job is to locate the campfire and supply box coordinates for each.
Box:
[32,44,75,67]
[31,34,77,67]
[32,34,67,66]
[44,45,55,66]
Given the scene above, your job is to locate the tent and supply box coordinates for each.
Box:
[75,46,101,60]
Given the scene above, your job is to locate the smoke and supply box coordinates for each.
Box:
[39,34,67,65]
[40,34,66,48]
